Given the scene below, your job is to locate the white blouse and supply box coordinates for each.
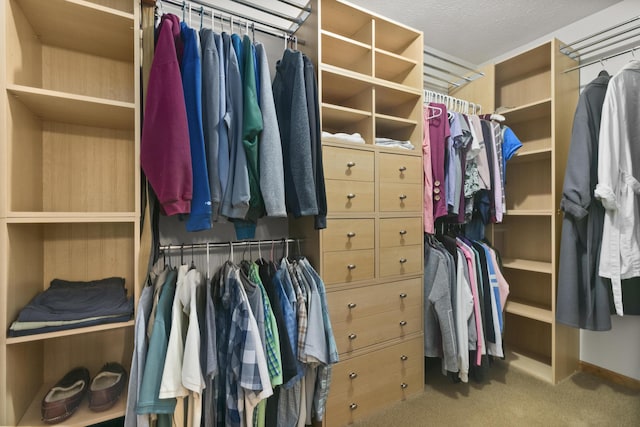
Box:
[594,60,640,315]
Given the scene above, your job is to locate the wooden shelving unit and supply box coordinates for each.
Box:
[451,39,579,384]
[294,1,424,425]
[0,1,140,425]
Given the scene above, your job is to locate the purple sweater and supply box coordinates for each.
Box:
[141,14,192,215]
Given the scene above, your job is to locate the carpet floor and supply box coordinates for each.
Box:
[352,359,640,427]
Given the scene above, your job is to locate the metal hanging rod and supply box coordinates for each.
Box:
[159,0,307,45]
[563,44,640,73]
[423,48,485,91]
[560,15,640,52]
[159,238,298,252]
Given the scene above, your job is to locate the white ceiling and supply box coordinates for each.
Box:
[345,0,622,65]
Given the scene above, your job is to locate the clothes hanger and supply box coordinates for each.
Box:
[189,245,196,270]
[206,242,210,280]
[180,243,185,265]
[199,6,204,30]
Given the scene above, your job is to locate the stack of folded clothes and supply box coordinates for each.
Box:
[374,137,415,150]
[321,131,366,144]
[9,277,133,337]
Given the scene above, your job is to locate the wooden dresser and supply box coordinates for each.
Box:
[292,1,425,424]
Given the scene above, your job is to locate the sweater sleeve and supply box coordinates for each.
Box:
[140,15,192,216]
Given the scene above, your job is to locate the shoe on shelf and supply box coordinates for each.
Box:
[88,362,128,412]
[41,367,90,424]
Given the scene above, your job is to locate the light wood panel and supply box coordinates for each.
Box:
[321,30,372,75]
[379,182,422,212]
[327,278,421,322]
[322,249,375,285]
[502,258,553,274]
[375,48,420,87]
[16,0,134,62]
[504,313,552,366]
[325,180,375,213]
[379,217,422,247]
[505,300,553,323]
[322,218,374,252]
[378,153,422,183]
[7,85,135,129]
[379,245,422,277]
[320,0,372,43]
[42,122,135,212]
[504,159,552,211]
[42,45,135,102]
[503,269,553,310]
[323,146,374,181]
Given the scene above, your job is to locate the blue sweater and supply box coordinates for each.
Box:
[181,22,212,231]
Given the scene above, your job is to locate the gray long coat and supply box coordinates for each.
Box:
[556,73,612,331]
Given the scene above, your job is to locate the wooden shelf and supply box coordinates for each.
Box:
[6,212,137,223]
[505,348,552,383]
[16,0,134,62]
[18,380,127,426]
[321,30,372,75]
[7,85,135,129]
[505,209,553,216]
[375,48,419,85]
[495,42,551,84]
[7,320,134,345]
[505,300,553,323]
[502,258,553,274]
[501,98,551,123]
[511,147,551,163]
[322,103,372,128]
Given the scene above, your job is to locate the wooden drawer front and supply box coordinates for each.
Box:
[326,337,424,427]
[323,249,374,285]
[379,182,422,212]
[379,245,422,277]
[379,217,422,248]
[323,218,374,252]
[326,180,375,213]
[323,146,374,181]
[378,153,422,183]
[327,278,422,323]
[331,300,422,353]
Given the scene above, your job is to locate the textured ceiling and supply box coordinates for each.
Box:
[346,0,622,65]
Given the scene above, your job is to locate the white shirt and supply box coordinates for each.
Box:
[594,60,640,315]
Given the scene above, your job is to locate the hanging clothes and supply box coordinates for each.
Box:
[594,60,640,316]
[557,71,612,331]
[141,14,192,216]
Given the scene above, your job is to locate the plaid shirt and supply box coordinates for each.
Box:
[248,263,283,386]
[284,259,308,362]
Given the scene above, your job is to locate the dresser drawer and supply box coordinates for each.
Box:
[327,278,422,322]
[332,307,421,353]
[323,249,374,285]
[326,180,375,213]
[379,245,422,277]
[379,182,422,212]
[323,218,374,252]
[379,217,423,248]
[323,145,374,181]
[378,152,422,183]
[325,336,424,427]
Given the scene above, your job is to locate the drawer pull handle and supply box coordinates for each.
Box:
[347,161,356,168]
[399,194,407,200]
[347,193,356,199]
[399,320,407,326]
[349,372,358,379]
[348,333,357,340]
[400,355,409,361]
[347,302,357,309]
[347,231,356,238]
[401,383,408,389]
[399,293,407,299]
[349,403,358,410]
[399,166,407,172]
[347,264,357,270]
[399,258,407,264]
[399,229,407,235]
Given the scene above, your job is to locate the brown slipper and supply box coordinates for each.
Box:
[88,362,128,412]
[41,367,90,424]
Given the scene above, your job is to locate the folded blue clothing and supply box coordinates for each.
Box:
[17,277,133,322]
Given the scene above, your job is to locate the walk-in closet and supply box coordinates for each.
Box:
[1,1,638,426]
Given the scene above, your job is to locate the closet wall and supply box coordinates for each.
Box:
[488,0,640,383]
